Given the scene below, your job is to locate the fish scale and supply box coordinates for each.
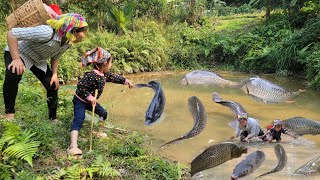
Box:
[231,150,266,179]
[159,96,207,148]
[294,156,320,175]
[180,70,240,87]
[282,117,320,135]
[134,81,166,126]
[255,144,287,178]
[240,77,303,103]
[191,142,247,177]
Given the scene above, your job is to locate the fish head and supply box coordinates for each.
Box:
[179,76,188,85]
[148,81,160,88]
[232,145,248,158]
[231,175,238,180]
[240,85,249,94]
[212,92,221,102]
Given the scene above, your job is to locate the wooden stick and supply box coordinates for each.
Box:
[90,89,98,152]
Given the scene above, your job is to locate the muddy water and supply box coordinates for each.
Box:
[99,71,320,180]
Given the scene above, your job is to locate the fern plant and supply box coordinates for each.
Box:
[90,155,120,178]
[0,122,40,167]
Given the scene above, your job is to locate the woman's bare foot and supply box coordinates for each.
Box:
[5,113,15,120]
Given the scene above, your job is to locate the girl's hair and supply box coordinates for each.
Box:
[92,57,111,70]
[74,26,88,33]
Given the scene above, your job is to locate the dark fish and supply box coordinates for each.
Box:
[231,150,266,179]
[293,156,320,175]
[212,92,248,128]
[255,144,287,178]
[282,117,320,136]
[238,77,305,104]
[190,142,247,177]
[179,70,240,87]
[134,81,166,126]
[159,96,207,148]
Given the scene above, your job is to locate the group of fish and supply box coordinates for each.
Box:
[134,70,320,179]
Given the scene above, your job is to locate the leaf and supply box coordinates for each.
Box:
[1,128,40,167]
[290,0,298,7]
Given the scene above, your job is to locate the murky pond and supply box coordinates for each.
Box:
[99,71,320,180]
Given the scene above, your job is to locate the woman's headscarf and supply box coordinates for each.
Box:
[237,112,248,120]
[81,47,111,67]
[46,13,87,43]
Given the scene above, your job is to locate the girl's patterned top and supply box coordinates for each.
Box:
[75,70,127,103]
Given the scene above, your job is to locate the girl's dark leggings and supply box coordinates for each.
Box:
[3,51,58,120]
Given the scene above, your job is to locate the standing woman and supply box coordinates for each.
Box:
[4,13,88,122]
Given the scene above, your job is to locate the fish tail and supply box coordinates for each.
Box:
[298,89,306,94]
[159,136,185,149]
[255,171,274,179]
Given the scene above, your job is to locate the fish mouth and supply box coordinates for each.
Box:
[179,78,188,85]
[231,175,238,180]
[145,120,152,126]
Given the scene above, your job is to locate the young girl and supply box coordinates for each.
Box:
[67,47,134,155]
[260,119,297,143]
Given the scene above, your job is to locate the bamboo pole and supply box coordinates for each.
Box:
[90,89,98,152]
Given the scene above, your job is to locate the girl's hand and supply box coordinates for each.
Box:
[91,97,97,106]
[126,80,134,89]
[50,73,60,90]
[8,58,25,75]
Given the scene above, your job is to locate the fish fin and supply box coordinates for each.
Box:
[159,136,185,149]
[215,72,222,78]
[249,94,277,104]
[255,171,274,179]
[134,83,152,88]
[284,100,295,104]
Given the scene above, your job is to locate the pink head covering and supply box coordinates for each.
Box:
[81,47,111,67]
[273,119,283,126]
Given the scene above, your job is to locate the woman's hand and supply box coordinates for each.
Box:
[8,58,25,75]
[50,73,60,90]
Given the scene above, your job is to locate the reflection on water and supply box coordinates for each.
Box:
[98,71,320,180]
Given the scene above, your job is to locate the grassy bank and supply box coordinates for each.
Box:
[0,81,188,179]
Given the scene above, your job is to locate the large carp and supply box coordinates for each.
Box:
[255,144,287,178]
[231,150,266,179]
[238,77,305,103]
[179,70,239,87]
[282,117,320,136]
[134,81,166,126]
[160,96,207,148]
[190,142,247,177]
[212,92,247,128]
[294,156,320,175]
